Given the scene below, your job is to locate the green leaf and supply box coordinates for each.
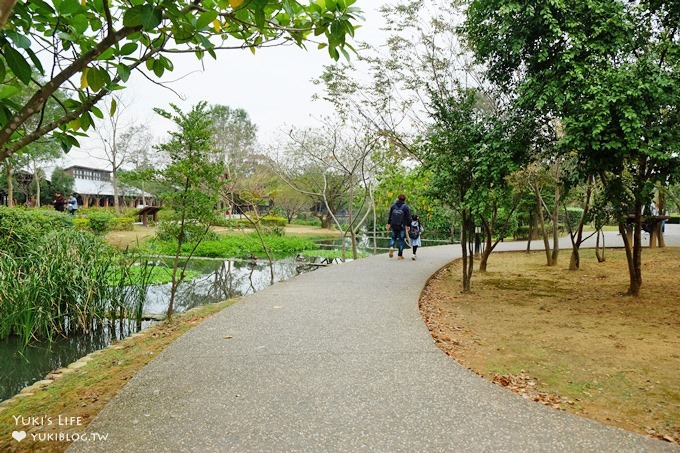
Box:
[24,48,44,75]
[70,14,90,34]
[196,11,219,29]
[55,133,81,153]
[152,59,164,77]
[96,48,115,61]
[56,0,82,15]
[110,98,117,116]
[0,84,21,99]
[117,64,131,82]
[3,46,32,84]
[86,67,107,91]
[91,106,104,119]
[123,5,162,31]
[4,31,31,49]
[119,42,139,56]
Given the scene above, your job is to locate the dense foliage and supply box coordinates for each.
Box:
[0,0,360,164]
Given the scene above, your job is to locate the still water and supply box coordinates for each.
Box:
[0,256,323,402]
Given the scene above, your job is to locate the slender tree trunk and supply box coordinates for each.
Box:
[535,191,553,266]
[526,210,534,253]
[34,173,41,207]
[658,191,666,248]
[112,165,120,213]
[551,185,561,265]
[5,162,13,206]
[461,209,474,292]
[478,221,493,273]
[631,202,643,296]
[567,176,593,270]
[168,177,191,319]
[595,230,606,263]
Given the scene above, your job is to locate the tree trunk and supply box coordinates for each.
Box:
[569,248,579,271]
[5,162,13,206]
[461,210,474,292]
[595,230,606,262]
[551,185,560,265]
[619,214,643,297]
[478,221,493,272]
[112,167,120,213]
[34,172,41,208]
[658,191,666,248]
[535,191,552,266]
[526,210,534,253]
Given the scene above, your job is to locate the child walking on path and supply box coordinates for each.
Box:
[409,214,424,260]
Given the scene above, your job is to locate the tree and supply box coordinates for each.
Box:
[421,88,488,291]
[0,0,361,165]
[275,122,380,261]
[92,96,147,212]
[49,167,74,200]
[273,183,310,224]
[463,0,680,295]
[207,104,258,215]
[153,102,226,319]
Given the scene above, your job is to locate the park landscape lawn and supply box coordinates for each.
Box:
[420,247,680,443]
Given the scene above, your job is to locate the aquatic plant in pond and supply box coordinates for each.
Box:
[0,228,155,346]
[148,232,319,259]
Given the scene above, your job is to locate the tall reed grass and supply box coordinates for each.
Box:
[0,225,155,346]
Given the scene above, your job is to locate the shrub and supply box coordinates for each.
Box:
[72,218,89,230]
[87,211,116,235]
[112,217,135,231]
[155,220,219,242]
[0,207,73,257]
[260,215,287,227]
[292,217,322,227]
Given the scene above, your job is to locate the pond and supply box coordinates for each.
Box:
[0,255,328,402]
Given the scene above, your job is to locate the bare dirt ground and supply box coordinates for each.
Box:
[420,247,680,443]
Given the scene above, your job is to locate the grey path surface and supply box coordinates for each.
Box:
[71,227,680,452]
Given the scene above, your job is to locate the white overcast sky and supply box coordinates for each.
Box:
[58,3,388,169]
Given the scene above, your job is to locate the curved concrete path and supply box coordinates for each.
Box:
[72,229,680,452]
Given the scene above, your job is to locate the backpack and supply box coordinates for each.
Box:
[390,206,405,229]
[409,221,420,239]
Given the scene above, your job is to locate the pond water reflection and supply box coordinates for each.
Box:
[0,256,322,402]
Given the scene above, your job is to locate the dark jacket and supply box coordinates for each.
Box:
[388,200,412,231]
[52,195,66,212]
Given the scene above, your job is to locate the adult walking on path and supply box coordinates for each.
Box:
[71,237,677,452]
[386,193,411,260]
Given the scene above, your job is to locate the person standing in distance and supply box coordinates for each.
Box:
[409,214,424,260]
[386,194,412,260]
[51,192,66,212]
[67,194,78,216]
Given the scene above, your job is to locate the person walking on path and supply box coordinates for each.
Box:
[66,194,78,216]
[51,192,66,212]
[386,194,412,260]
[409,214,424,260]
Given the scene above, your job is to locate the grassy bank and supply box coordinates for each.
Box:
[0,299,236,453]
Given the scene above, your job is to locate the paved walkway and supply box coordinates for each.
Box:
[72,228,680,452]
